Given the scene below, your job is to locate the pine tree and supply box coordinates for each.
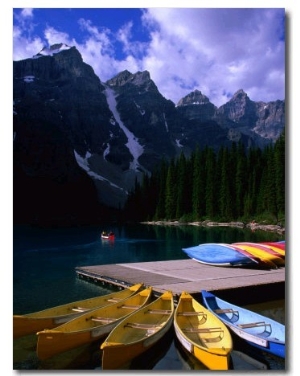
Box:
[154,159,168,220]
[165,159,177,219]
[176,152,188,218]
[192,147,205,220]
[274,129,285,217]
[205,147,216,218]
[218,146,233,220]
[235,142,247,218]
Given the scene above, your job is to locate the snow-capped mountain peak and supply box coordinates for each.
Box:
[33,43,72,58]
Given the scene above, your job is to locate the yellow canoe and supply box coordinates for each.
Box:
[174,291,232,370]
[101,290,174,369]
[36,287,152,360]
[13,283,144,339]
[241,241,285,258]
[233,243,285,267]
[259,243,285,257]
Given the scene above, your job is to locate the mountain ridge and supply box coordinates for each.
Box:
[13,44,285,224]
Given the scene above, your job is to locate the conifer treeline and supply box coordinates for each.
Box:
[124,129,285,224]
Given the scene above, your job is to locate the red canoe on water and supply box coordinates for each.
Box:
[101,231,115,240]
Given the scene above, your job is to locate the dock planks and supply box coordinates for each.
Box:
[76,259,285,298]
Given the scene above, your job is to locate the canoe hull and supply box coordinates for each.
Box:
[101,291,174,369]
[233,242,285,267]
[260,242,285,251]
[174,324,231,370]
[101,317,173,369]
[201,290,285,359]
[36,287,152,360]
[244,242,285,259]
[13,314,80,339]
[37,320,117,361]
[174,291,232,370]
[182,243,258,267]
[13,283,143,338]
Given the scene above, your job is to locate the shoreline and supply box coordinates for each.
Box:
[141,220,285,236]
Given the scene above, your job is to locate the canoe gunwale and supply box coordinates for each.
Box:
[100,291,174,369]
[173,291,232,370]
[36,287,153,360]
[201,290,285,358]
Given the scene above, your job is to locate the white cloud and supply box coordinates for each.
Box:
[44,26,73,46]
[20,8,34,18]
[139,8,285,106]
[13,8,285,107]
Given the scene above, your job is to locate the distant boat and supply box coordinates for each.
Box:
[101,290,174,369]
[174,291,233,370]
[182,243,261,267]
[201,290,285,359]
[101,231,115,240]
[36,287,152,360]
[13,283,144,339]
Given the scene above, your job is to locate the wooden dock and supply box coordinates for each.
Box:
[76,259,285,304]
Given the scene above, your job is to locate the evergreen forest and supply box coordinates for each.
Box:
[124,129,285,225]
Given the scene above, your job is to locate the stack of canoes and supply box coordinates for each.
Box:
[232,242,285,268]
[182,241,285,269]
[13,284,285,368]
[36,286,153,360]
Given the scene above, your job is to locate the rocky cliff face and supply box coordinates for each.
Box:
[176,90,217,121]
[215,89,285,146]
[13,44,285,223]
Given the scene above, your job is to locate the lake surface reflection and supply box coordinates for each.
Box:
[13,223,285,370]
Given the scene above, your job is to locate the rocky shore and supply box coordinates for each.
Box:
[141,220,285,235]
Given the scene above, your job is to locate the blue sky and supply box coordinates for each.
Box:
[13,7,285,107]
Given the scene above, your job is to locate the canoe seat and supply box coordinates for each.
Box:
[120,304,141,309]
[202,335,223,343]
[238,321,271,330]
[71,306,91,312]
[178,311,206,317]
[214,308,238,315]
[182,327,224,342]
[146,309,172,314]
[125,322,161,330]
[91,316,118,323]
[182,327,223,333]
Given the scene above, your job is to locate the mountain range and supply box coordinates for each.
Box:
[13,43,285,225]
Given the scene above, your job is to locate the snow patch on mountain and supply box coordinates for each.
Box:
[176,139,183,147]
[74,150,125,192]
[103,144,110,160]
[163,113,169,132]
[33,43,71,59]
[23,75,35,83]
[104,86,144,171]
[134,100,145,115]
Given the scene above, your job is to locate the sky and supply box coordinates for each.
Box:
[12,7,286,107]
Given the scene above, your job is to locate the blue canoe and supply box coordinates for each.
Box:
[182,243,260,267]
[201,290,285,359]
